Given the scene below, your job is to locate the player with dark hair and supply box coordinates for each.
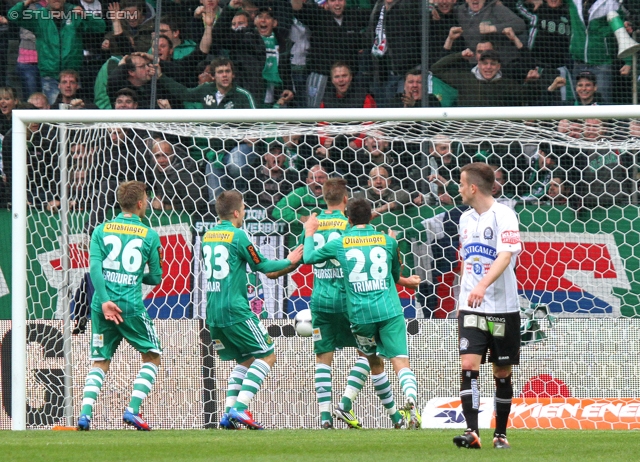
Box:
[303,197,422,429]
[204,190,303,429]
[453,162,522,449]
[78,181,164,431]
[301,178,370,429]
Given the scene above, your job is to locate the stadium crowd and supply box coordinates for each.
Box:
[0,0,637,221]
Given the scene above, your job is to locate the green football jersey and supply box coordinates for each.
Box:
[299,210,349,313]
[304,225,402,324]
[89,213,163,318]
[202,220,291,328]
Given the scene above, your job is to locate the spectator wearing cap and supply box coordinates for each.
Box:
[431,49,523,106]
[221,6,295,107]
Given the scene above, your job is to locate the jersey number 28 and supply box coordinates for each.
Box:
[346,247,388,282]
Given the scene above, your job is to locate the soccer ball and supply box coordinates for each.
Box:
[294,309,313,337]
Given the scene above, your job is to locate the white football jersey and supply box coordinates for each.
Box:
[458,201,522,314]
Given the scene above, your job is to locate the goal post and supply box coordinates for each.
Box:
[9,106,640,430]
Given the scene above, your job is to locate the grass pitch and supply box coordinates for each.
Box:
[1,429,635,462]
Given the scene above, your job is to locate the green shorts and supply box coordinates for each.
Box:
[350,314,408,359]
[311,310,358,354]
[208,316,275,362]
[90,309,162,361]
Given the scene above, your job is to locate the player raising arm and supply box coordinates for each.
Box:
[203,191,303,430]
[299,178,371,429]
[453,163,522,450]
[78,181,164,431]
[304,198,422,429]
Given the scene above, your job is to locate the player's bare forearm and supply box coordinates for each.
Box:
[398,275,421,290]
[266,262,300,279]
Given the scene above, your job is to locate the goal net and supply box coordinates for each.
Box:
[7,106,640,430]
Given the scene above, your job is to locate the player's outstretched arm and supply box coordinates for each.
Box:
[238,231,293,274]
[265,246,303,279]
[398,275,421,290]
[303,235,339,265]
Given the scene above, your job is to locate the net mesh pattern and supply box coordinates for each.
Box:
[9,116,640,429]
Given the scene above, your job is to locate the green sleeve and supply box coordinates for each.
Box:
[303,235,339,264]
[390,238,401,283]
[81,11,106,34]
[272,189,304,221]
[142,233,163,285]
[8,2,36,32]
[238,231,291,273]
[88,232,109,306]
[431,53,466,88]
[158,75,203,102]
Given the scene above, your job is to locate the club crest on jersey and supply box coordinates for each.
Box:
[459,337,469,351]
[483,227,494,240]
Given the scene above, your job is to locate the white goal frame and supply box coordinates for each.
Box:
[11,105,640,430]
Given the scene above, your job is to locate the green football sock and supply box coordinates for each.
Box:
[398,367,418,406]
[372,372,400,423]
[315,363,332,424]
[80,367,105,418]
[127,362,158,415]
[225,365,248,413]
[234,359,271,412]
[340,356,370,412]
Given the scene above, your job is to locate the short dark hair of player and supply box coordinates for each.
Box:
[347,198,372,225]
[117,181,147,211]
[323,178,348,206]
[216,190,243,219]
[211,57,235,74]
[461,162,495,195]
